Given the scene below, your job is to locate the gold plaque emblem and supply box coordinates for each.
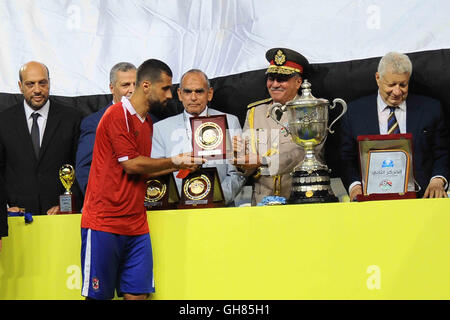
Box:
[145,179,166,202]
[195,122,223,150]
[59,164,75,195]
[305,190,314,198]
[274,50,286,66]
[184,174,211,200]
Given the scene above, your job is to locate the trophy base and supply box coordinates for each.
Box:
[289,169,339,204]
[289,191,339,204]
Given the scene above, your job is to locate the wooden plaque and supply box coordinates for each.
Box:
[357,133,416,201]
[178,167,225,209]
[145,173,179,210]
[190,114,228,160]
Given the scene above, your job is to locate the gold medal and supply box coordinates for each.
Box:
[184,174,211,200]
[195,122,222,150]
[145,179,166,202]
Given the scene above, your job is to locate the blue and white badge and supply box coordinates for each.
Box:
[257,195,286,206]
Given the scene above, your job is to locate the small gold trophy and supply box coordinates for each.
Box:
[59,164,75,214]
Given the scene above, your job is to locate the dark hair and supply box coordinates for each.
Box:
[136,59,172,86]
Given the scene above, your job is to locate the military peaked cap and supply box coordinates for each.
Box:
[265,48,309,75]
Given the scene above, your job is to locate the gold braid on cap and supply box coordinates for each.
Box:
[266,65,301,74]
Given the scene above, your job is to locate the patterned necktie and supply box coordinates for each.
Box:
[31,112,41,158]
[387,106,400,134]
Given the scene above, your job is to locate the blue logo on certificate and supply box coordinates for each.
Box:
[381,159,394,168]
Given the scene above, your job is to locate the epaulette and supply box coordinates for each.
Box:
[247,97,272,109]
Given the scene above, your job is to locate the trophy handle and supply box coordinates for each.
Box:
[327,98,347,134]
[268,102,290,136]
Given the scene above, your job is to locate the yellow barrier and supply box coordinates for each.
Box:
[1,198,449,300]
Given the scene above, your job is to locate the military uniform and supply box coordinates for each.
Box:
[241,47,310,205]
[243,96,304,205]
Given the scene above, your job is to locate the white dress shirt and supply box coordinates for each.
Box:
[377,94,406,134]
[183,106,208,142]
[24,100,50,147]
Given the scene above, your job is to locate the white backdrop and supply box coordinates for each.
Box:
[1,0,449,96]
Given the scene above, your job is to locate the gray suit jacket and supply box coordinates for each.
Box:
[151,107,245,205]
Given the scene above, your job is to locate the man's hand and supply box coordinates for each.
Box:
[349,184,362,202]
[171,153,205,171]
[47,205,60,215]
[423,178,447,198]
[232,135,261,173]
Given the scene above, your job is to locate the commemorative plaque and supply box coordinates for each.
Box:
[144,173,179,210]
[178,167,225,209]
[357,133,416,201]
[59,164,75,214]
[191,114,228,160]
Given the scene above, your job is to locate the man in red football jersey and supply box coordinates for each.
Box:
[80,59,203,300]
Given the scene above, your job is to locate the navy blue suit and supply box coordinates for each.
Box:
[75,104,112,194]
[340,94,449,197]
[75,102,159,194]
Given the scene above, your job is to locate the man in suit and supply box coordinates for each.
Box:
[235,48,307,205]
[76,62,137,194]
[0,174,7,252]
[0,61,82,215]
[340,52,449,200]
[151,69,245,205]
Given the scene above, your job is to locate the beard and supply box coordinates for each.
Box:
[148,97,167,115]
[25,95,49,111]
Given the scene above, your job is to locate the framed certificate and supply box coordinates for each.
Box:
[364,149,410,194]
[357,133,416,201]
[191,114,228,160]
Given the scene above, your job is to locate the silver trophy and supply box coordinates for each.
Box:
[269,79,347,203]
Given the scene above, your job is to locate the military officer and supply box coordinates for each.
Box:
[236,48,309,205]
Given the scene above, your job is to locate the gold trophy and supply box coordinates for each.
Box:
[59,164,75,213]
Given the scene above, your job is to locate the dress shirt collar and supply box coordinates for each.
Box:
[377,92,406,112]
[183,106,208,119]
[23,99,50,120]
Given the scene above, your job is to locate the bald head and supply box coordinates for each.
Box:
[19,61,49,82]
[18,61,50,110]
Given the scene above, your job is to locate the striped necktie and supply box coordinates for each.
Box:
[387,106,400,134]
